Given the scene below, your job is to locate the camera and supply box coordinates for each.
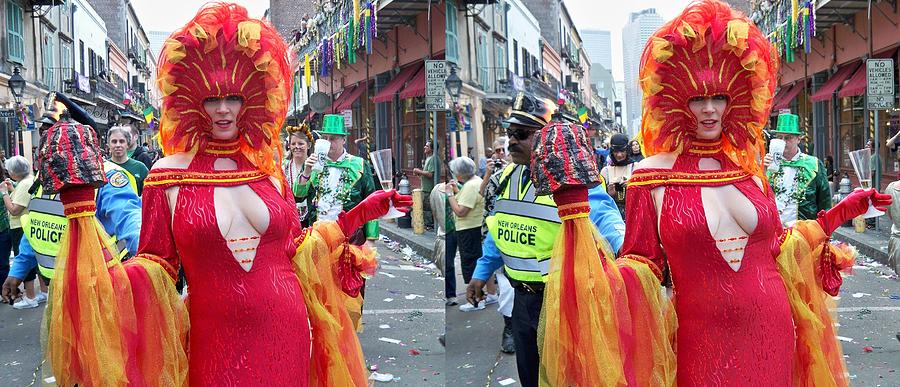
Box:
[492,158,504,169]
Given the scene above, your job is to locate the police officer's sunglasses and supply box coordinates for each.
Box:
[506,126,536,141]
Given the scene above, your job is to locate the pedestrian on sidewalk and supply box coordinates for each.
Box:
[413,140,440,230]
[445,156,495,312]
[480,135,515,352]
[1,156,45,309]
[886,175,900,274]
[600,133,637,219]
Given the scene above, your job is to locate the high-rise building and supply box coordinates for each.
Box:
[581,30,612,71]
[622,8,663,136]
[148,31,171,62]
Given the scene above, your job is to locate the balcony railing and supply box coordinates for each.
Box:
[42,67,75,94]
[96,77,123,104]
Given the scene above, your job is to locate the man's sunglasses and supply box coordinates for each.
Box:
[506,126,536,140]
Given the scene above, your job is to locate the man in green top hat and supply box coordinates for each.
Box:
[295,114,379,245]
[764,112,832,226]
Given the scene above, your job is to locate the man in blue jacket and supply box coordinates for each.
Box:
[2,97,142,305]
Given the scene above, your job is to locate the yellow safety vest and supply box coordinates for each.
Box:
[103,160,139,194]
[21,186,127,279]
[485,164,561,283]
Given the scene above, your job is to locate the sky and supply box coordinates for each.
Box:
[562,0,694,83]
[131,0,270,33]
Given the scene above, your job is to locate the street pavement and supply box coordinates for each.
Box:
[0,237,445,386]
[360,237,445,386]
[446,253,900,387]
[446,254,519,387]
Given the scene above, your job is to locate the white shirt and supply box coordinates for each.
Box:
[774,152,802,227]
[317,151,348,221]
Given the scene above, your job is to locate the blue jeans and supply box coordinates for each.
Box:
[444,231,458,298]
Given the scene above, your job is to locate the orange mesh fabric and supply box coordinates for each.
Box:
[537,207,675,386]
[639,0,778,183]
[292,221,377,387]
[47,188,188,386]
[156,2,292,177]
[777,220,852,387]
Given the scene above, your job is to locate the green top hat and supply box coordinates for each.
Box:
[319,114,349,136]
[772,113,801,135]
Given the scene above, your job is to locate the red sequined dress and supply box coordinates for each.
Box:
[621,143,794,385]
[138,141,311,385]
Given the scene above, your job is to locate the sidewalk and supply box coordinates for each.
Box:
[832,224,891,268]
[379,220,437,259]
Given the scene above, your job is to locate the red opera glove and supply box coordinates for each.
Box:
[336,190,413,237]
[817,188,892,235]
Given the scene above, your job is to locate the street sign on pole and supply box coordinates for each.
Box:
[425,60,448,111]
[867,58,895,110]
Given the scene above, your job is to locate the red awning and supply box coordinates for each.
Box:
[838,48,899,98]
[373,62,423,103]
[770,86,791,109]
[809,61,860,102]
[334,82,368,112]
[772,83,804,111]
[398,65,426,100]
[328,85,356,114]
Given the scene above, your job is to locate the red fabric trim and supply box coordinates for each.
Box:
[628,168,751,189]
[144,168,269,189]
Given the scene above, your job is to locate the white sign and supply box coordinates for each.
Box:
[425,60,448,111]
[341,109,352,128]
[867,59,895,110]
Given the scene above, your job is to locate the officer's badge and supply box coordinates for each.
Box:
[109,171,129,188]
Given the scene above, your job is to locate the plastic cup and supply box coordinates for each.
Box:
[313,139,331,172]
[768,138,786,173]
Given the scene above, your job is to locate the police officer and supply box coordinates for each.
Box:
[2,99,142,303]
[466,93,625,387]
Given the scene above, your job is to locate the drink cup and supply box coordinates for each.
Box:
[768,138,786,173]
[313,139,330,172]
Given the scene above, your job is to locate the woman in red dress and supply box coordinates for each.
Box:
[44,4,408,386]
[616,1,890,385]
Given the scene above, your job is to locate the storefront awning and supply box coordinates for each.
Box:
[398,65,426,100]
[770,86,791,108]
[838,48,899,98]
[772,83,804,111]
[373,62,422,103]
[334,82,368,112]
[328,85,356,114]
[810,61,860,102]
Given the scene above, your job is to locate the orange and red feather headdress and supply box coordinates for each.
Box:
[156,3,292,176]
[639,0,779,178]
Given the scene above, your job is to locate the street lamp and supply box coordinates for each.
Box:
[445,66,462,103]
[8,67,26,104]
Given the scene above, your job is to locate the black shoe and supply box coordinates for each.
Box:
[439,334,446,347]
[501,317,515,354]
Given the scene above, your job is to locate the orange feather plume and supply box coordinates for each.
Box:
[156,2,292,177]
